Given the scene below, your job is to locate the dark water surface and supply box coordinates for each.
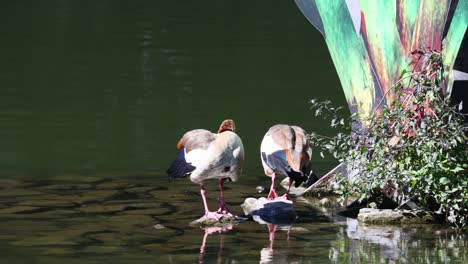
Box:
[0,0,342,178]
[1,175,466,264]
[0,1,466,263]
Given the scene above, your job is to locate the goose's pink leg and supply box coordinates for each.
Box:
[268,173,278,199]
[280,178,293,200]
[217,179,235,217]
[200,184,222,220]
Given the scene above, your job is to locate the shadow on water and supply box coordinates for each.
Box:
[0,175,466,263]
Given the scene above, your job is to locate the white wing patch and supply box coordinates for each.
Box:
[185,148,208,168]
[233,146,241,158]
[260,133,283,155]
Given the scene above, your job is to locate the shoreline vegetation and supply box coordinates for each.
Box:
[308,50,468,227]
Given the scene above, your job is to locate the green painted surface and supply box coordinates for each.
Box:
[444,0,468,94]
[314,0,380,117]
[360,1,406,104]
[295,0,466,117]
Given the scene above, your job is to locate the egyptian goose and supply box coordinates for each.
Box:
[167,119,244,220]
[260,124,316,199]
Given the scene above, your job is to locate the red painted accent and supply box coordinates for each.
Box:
[360,11,367,38]
[396,1,409,53]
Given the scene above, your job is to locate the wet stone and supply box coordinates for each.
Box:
[319,198,332,207]
[190,214,240,228]
[290,226,309,232]
[153,224,165,229]
[358,208,437,224]
[295,196,340,212]
[241,197,297,224]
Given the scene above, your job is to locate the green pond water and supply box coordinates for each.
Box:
[0,1,466,263]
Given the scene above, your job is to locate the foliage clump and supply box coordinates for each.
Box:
[310,50,468,227]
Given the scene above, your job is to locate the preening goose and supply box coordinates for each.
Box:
[260,124,316,199]
[167,119,244,220]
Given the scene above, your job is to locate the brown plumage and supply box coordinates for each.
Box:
[260,124,313,199]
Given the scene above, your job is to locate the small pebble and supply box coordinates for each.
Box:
[319,198,331,207]
[153,224,165,229]
[255,186,265,193]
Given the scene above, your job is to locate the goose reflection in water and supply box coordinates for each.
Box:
[259,223,293,264]
[248,200,297,264]
[240,195,299,263]
[198,225,233,264]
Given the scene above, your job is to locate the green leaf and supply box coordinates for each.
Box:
[451,167,464,173]
[399,69,407,79]
[324,144,334,150]
[439,177,450,185]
